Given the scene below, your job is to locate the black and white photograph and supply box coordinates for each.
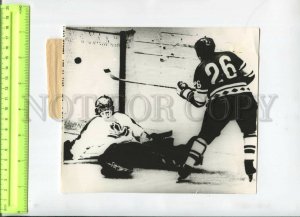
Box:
[61,27,259,193]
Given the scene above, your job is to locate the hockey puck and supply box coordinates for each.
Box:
[104,68,111,73]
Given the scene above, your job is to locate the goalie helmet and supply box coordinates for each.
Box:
[194,36,215,59]
[95,95,114,118]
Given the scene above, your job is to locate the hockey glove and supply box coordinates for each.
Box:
[177,81,193,101]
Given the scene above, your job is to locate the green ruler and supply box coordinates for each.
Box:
[0,4,30,214]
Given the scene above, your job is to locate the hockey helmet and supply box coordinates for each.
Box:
[194,36,215,59]
[95,95,114,118]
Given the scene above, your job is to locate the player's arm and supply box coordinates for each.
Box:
[230,52,255,85]
[69,117,104,160]
[241,69,255,84]
[125,115,151,143]
[131,123,150,143]
[176,81,207,108]
[239,61,255,84]
[66,119,95,160]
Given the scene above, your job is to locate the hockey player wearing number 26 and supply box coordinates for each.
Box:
[177,37,258,182]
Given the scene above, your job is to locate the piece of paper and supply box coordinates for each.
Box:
[61,27,259,193]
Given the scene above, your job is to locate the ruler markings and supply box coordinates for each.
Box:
[8,11,13,207]
[0,5,29,214]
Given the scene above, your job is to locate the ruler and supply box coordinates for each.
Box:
[0,4,30,214]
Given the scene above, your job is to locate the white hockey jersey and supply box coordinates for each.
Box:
[70,112,146,160]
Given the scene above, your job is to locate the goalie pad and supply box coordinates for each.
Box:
[100,161,133,178]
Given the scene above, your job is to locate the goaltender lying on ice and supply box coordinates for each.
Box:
[64,95,190,178]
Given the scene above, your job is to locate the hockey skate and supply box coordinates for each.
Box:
[177,164,192,182]
[194,155,204,166]
[244,159,256,182]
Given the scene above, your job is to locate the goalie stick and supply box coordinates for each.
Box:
[104,68,177,90]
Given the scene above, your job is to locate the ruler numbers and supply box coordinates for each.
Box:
[0,6,11,214]
[0,5,29,214]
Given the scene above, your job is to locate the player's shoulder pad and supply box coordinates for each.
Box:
[114,112,138,125]
[194,62,206,75]
[217,51,235,57]
[114,112,132,120]
[79,116,99,134]
[195,62,202,70]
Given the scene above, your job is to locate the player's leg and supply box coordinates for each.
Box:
[137,138,178,170]
[98,142,136,178]
[170,143,193,166]
[98,139,179,178]
[147,133,175,156]
[235,93,258,182]
[98,141,173,178]
[177,136,208,180]
[183,136,207,168]
[243,134,257,182]
[178,97,232,180]
[145,135,193,168]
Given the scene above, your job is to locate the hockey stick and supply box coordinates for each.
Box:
[104,68,176,90]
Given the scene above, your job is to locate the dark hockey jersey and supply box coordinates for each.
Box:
[193,51,254,100]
